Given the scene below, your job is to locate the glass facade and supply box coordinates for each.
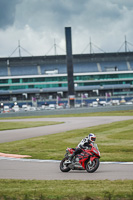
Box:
[0,72,133,92]
[0,73,133,85]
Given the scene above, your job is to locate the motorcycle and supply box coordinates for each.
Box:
[60,144,100,173]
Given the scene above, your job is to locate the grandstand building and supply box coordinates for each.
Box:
[0,52,133,103]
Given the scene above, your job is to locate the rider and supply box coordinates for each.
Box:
[66,133,96,164]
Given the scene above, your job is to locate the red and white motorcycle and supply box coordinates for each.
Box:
[60,144,100,173]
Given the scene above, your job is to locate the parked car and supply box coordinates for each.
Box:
[56,105,64,109]
[49,104,56,109]
[29,107,37,111]
[106,101,112,106]
[3,106,10,113]
[75,104,81,108]
[12,105,20,112]
[111,100,120,106]
[99,101,106,106]
[22,105,31,111]
[92,101,98,107]
[125,101,133,105]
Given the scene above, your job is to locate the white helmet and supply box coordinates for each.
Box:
[88,133,96,142]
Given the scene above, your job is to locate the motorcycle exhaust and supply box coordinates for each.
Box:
[68,163,84,170]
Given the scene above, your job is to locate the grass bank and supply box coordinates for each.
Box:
[0,121,63,131]
[0,119,133,161]
[0,110,133,120]
[0,179,132,200]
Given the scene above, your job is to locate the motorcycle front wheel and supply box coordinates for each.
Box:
[60,157,71,172]
[85,158,99,173]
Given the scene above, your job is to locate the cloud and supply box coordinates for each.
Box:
[14,0,86,32]
[0,0,133,57]
[0,0,22,29]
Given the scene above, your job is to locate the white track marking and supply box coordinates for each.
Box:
[0,157,132,164]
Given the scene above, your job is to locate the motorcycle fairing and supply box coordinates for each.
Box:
[90,156,98,162]
[76,151,91,169]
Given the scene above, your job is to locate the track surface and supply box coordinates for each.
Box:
[0,116,133,180]
[1,116,133,143]
[0,159,133,180]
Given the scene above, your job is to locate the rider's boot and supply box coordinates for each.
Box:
[65,154,74,164]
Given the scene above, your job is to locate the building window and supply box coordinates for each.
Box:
[12,79,20,83]
[0,79,8,84]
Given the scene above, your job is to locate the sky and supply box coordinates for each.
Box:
[0,0,133,57]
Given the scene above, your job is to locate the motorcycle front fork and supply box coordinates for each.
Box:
[89,160,92,165]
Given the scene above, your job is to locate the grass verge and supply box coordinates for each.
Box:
[0,119,133,161]
[0,179,132,200]
[0,109,133,120]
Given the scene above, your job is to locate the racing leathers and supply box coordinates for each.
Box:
[67,137,94,163]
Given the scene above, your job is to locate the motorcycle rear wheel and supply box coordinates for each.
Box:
[85,158,99,173]
[60,157,71,172]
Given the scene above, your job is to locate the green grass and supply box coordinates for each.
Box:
[0,179,132,200]
[0,109,133,120]
[0,119,133,161]
[0,121,63,131]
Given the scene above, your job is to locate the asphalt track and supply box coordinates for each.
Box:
[0,158,133,180]
[0,116,133,180]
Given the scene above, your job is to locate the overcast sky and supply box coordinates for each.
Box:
[0,0,133,57]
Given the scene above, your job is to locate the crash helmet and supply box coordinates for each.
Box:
[88,133,96,142]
